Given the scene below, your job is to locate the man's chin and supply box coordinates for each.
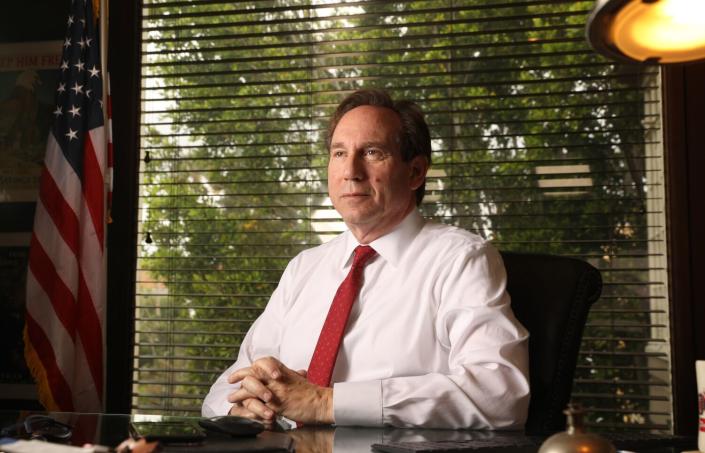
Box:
[338,207,381,226]
[341,213,375,225]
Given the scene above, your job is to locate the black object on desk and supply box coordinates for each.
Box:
[0,414,73,442]
[129,417,285,451]
[129,420,207,443]
[198,416,264,437]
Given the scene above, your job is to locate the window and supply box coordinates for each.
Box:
[135,0,671,430]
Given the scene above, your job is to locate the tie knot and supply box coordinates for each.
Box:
[352,245,377,269]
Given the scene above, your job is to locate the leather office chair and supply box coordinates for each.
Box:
[500,251,602,435]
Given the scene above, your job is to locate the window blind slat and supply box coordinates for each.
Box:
[143,8,590,33]
[135,0,672,428]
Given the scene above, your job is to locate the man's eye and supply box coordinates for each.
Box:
[332,150,345,158]
[364,149,385,161]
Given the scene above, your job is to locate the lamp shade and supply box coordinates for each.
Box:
[586,0,705,64]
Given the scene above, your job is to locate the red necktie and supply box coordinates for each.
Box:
[307,245,378,387]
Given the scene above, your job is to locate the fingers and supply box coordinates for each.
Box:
[228,379,272,405]
[244,375,273,402]
[228,363,269,384]
[228,368,249,385]
[230,398,275,421]
[224,358,310,424]
[229,403,258,419]
[227,357,285,384]
[244,398,275,421]
[251,356,285,380]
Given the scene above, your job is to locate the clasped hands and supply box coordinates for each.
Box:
[227,356,334,426]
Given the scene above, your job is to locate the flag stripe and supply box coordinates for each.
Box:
[45,133,82,218]
[77,270,104,397]
[73,338,101,407]
[32,200,79,299]
[28,232,77,341]
[78,194,105,326]
[89,122,107,174]
[26,270,78,396]
[25,313,75,411]
[38,163,80,257]
[82,133,105,247]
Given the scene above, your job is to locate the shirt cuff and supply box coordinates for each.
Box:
[333,380,383,426]
[202,399,233,418]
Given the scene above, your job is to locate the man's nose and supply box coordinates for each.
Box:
[343,154,365,180]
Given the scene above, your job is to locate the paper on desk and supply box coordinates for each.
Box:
[0,439,109,453]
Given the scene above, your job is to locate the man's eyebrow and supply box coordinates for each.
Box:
[330,140,390,149]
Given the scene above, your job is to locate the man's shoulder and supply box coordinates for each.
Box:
[412,220,505,269]
[290,232,347,265]
[420,220,490,252]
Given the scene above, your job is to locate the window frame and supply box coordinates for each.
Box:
[105,1,705,432]
[661,62,705,435]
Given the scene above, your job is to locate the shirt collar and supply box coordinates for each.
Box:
[341,210,425,269]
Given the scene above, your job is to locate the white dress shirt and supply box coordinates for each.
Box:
[202,210,530,429]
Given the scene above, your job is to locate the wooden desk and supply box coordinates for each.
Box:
[0,412,697,453]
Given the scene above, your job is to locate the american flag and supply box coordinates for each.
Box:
[24,0,108,412]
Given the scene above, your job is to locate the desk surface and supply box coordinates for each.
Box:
[0,411,696,453]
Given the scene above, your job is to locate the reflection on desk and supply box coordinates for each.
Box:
[367,429,699,453]
[0,412,698,453]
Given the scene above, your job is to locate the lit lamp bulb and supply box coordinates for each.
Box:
[587,0,705,63]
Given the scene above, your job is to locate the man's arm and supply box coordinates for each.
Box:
[202,263,292,418]
[332,245,530,429]
[203,253,313,420]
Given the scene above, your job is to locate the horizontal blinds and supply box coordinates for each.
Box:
[135,0,671,430]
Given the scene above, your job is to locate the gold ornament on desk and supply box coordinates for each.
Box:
[538,404,616,453]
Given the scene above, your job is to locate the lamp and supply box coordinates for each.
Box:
[586,0,705,64]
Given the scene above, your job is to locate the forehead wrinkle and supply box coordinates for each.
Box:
[359,140,393,149]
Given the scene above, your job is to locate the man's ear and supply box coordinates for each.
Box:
[409,155,429,190]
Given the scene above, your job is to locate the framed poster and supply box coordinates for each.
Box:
[0,243,31,384]
[0,41,61,203]
[0,41,60,400]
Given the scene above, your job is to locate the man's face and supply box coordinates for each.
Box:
[327,105,427,242]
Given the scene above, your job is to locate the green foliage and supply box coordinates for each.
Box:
[135,0,670,429]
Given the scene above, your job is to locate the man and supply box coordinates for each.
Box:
[202,89,530,429]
